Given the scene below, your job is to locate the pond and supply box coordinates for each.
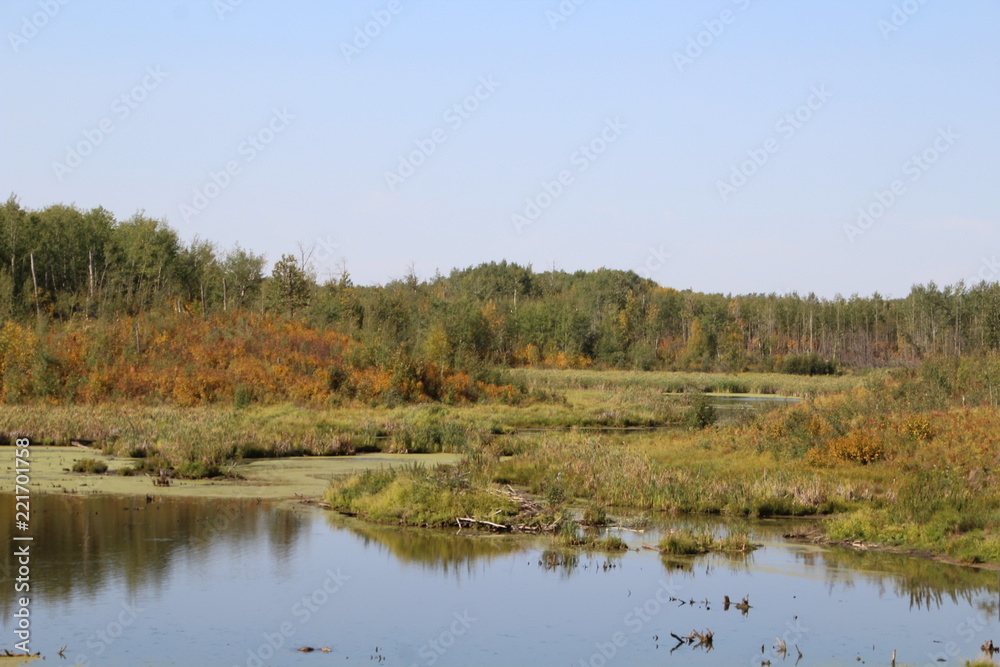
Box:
[1,494,997,666]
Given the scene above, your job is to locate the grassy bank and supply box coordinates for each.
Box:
[327,361,1000,564]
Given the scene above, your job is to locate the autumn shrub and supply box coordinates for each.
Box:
[902,414,934,441]
[0,313,526,407]
[818,430,885,464]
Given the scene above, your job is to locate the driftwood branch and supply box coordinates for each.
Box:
[456,517,510,531]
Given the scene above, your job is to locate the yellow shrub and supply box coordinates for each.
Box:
[825,430,885,464]
[902,415,934,441]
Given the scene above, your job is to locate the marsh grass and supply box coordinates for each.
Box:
[554,521,629,550]
[658,529,759,555]
[509,368,862,398]
[659,529,715,555]
[325,463,528,528]
[581,502,608,526]
[71,457,108,474]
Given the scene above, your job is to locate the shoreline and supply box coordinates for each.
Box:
[0,445,458,506]
[6,445,998,572]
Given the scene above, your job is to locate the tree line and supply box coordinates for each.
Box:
[4,197,999,372]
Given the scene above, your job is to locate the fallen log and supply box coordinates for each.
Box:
[456,517,510,531]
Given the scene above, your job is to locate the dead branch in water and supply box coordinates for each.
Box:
[456,517,510,531]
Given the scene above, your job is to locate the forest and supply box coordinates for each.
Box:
[1,196,999,407]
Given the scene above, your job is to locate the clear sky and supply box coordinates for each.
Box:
[3,0,998,297]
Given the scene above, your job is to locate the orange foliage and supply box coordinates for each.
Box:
[0,312,518,407]
[512,344,591,369]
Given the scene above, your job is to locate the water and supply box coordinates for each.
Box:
[1,494,997,666]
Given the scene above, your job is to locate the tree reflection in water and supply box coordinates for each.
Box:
[792,544,997,613]
[329,513,529,577]
[0,493,304,622]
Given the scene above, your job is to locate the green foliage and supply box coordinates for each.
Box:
[555,519,587,546]
[582,502,608,526]
[544,477,566,508]
[781,353,836,375]
[233,385,254,410]
[5,197,1000,377]
[685,394,718,429]
[388,408,467,453]
[594,535,628,550]
[658,528,758,555]
[325,463,522,528]
[174,461,223,479]
[72,458,108,474]
[659,529,715,555]
[267,253,311,317]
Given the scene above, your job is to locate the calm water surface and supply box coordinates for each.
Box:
[1,493,997,666]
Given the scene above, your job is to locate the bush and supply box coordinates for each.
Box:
[233,385,254,409]
[686,395,718,430]
[174,461,223,479]
[902,415,934,441]
[130,455,172,474]
[582,502,608,526]
[825,430,885,464]
[781,353,837,376]
[544,478,566,507]
[72,458,108,474]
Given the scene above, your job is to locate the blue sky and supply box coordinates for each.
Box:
[3,0,998,297]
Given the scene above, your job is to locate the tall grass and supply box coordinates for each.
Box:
[657,529,757,555]
[509,368,863,398]
[325,463,530,528]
